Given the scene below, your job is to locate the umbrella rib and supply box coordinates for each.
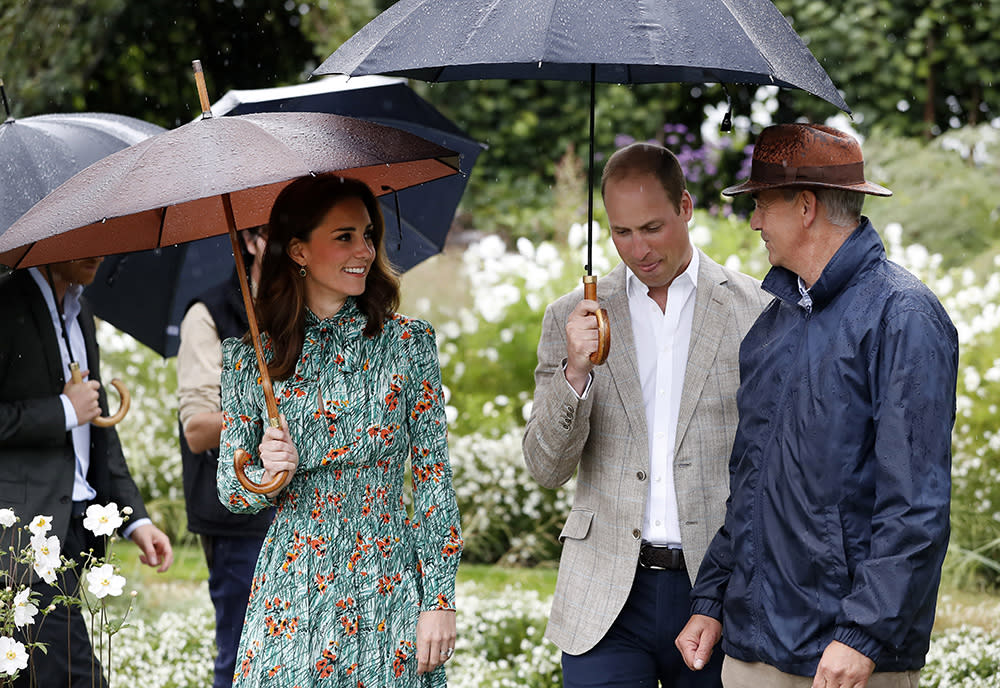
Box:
[156,206,167,247]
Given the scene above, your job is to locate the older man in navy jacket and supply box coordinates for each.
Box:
[677,124,957,688]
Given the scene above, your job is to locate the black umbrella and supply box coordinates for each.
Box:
[86,74,485,357]
[314,0,850,363]
[0,80,165,235]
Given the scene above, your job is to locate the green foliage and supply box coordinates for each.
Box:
[861,124,1000,269]
[450,433,573,565]
[0,0,128,116]
[773,0,1000,136]
[96,325,187,544]
[1,1,316,126]
[298,0,396,62]
[949,322,1000,589]
[922,626,1000,687]
[421,79,751,238]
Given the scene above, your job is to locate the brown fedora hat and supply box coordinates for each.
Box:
[722,123,891,197]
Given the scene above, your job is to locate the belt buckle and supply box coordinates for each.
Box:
[639,544,668,571]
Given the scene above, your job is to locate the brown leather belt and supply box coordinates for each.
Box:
[639,543,686,571]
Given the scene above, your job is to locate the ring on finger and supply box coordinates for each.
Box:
[439,647,454,660]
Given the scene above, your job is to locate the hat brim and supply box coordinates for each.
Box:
[722,178,893,197]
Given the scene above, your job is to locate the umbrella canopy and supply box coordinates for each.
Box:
[0,110,459,268]
[85,75,484,357]
[85,234,234,357]
[314,0,850,365]
[314,0,849,111]
[0,110,165,234]
[213,75,485,269]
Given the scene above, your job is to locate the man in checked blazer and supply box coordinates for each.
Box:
[523,143,770,687]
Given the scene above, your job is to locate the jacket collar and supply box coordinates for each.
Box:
[762,217,885,310]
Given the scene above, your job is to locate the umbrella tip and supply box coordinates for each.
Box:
[719,84,733,133]
[192,60,213,119]
[0,78,12,120]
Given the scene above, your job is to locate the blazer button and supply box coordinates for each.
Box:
[59,495,70,504]
[636,470,647,481]
[632,528,641,540]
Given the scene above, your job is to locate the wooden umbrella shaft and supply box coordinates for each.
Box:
[222,193,288,495]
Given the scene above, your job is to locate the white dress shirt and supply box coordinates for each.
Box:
[626,248,699,546]
[30,268,97,502]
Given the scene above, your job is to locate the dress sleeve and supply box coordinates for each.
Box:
[217,337,273,514]
[403,319,463,611]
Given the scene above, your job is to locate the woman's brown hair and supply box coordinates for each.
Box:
[251,174,400,380]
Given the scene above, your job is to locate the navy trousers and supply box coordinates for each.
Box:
[202,533,266,688]
[562,566,723,688]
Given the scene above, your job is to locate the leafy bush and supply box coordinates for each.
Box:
[98,605,215,688]
[922,626,1000,687]
[96,327,189,544]
[450,582,561,688]
[450,433,573,566]
[863,124,1000,269]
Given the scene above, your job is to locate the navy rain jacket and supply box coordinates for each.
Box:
[691,218,958,675]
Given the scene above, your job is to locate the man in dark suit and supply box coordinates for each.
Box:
[0,257,174,687]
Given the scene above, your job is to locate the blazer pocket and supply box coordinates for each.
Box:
[559,508,594,543]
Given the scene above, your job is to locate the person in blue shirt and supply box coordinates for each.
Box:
[677,123,958,688]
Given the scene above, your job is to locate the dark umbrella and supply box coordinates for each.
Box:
[0,62,460,493]
[86,75,484,357]
[314,0,851,363]
[0,79,165,235]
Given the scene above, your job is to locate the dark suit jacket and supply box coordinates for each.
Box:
[0,270,148,557]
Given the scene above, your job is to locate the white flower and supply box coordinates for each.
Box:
[33,565,57,585]
[30,534,61,570]
[28,515,53,537]
[0,509,15,528]
[83,502,123,537]
[12,589,38,628]
[0,636,28,676]
[86,564,126,599]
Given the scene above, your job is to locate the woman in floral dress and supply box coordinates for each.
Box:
[217,174,463,687]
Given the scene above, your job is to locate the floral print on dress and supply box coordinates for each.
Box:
[218,298,462,687]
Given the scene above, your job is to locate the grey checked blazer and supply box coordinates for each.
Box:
[522,251,770,655]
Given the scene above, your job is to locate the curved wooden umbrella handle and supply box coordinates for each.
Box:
[584,276,610,365]
[234,447,289,495]
[70,363,130,427]
[91,379,131,428]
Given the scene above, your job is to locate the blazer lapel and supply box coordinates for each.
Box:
[79,297,102,385]
[21,272,67,391]
[599,263,649,447]
[674,252,730,453]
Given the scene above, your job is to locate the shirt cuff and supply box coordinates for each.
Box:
[561,361,593,400]
[123,518,152,540]
[60,394,79,431]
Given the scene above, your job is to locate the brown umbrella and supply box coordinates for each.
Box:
[0,62,460,493]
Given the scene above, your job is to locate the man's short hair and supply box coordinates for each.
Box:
[781,187,864,228]
[601,142,687,213]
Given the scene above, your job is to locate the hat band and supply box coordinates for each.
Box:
[751,160,866,187]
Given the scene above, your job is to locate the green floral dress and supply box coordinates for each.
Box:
[218,299,463,688]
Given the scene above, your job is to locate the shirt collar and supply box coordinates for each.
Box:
[28,267,84,322]
[625,244,700,300]
[796,275,813,312]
